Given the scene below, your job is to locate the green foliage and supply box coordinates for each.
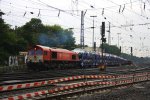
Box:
[0,19,18,64]
[100,43,121,56]
[1,17,150,65]
[0,18,76,64]
[101,44,150,64]
[16,18,76,50]
[16,18,45,47]
[38,25,76,50]
[120,53,150,64]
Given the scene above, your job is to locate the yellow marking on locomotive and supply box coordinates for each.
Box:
[28,55,43,62]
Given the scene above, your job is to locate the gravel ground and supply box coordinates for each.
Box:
[73,81,150,100]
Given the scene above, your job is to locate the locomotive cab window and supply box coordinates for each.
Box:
[28,50,34,55]
[72,55,76,60]
[52,52,57,59]
[35,49,43,55]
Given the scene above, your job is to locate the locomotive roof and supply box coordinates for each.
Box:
[36,45,50,50]
[35,45,76,54]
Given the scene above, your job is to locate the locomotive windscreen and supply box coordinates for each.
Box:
[28,50,34,55]
[35,49,43,55]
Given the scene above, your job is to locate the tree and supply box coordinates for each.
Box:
[0,18,18,64]
[16,18,45,48]
[17,18,76,50]
[0,18,77,65]
[38,25,76,50]
[100,43,121,56]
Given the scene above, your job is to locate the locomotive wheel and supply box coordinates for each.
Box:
[44,63,49,70]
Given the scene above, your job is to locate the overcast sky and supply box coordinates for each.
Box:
[1,0,150,57]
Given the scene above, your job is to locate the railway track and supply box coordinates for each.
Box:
[0,67,150,100]
[0,65,147,82]
[0,66,150,87]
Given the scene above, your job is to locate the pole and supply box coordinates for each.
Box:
[101,22,106,71]
[131,47,133,56]
[90,16,97,51]
[108,22,111,45]
[80,11,84,49]
[80,10,87,49]
[80,11,87,94]
[102,38,104,65]
[117,33,121,47]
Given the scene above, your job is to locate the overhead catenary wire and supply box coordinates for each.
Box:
[106,0,149,19]
[2,0,148,28]
[1,0,150,55]
[2,2,150,33]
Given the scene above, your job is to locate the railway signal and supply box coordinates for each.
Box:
[101,22,105,37]
[101,22,106,43]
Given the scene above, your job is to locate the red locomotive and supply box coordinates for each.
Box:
[27,45,79,70]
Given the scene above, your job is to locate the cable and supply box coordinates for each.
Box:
[2,0,146,29]
[106,0,149,19]
[1,0,150,50]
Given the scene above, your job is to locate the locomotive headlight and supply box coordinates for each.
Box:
[27,57,32,62]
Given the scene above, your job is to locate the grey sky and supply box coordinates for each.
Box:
[1,0,150,57]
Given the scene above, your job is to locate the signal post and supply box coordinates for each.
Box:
[99,22,106,71]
